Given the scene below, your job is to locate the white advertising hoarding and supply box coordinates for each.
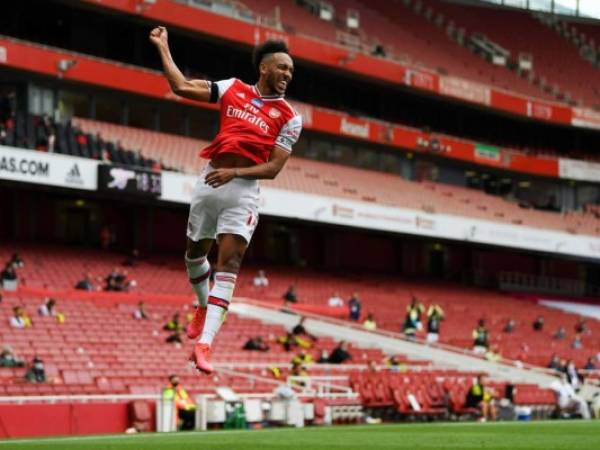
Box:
[160,171,600,260]
[0,145,98,190]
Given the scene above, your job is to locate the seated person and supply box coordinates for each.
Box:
[362,313,377,331]
[328,341,352,364]
[10,306,32,328]
[327,291,344,307]
[465,375,497,422]
[283,285,297,303]
[243,336,269,351]
[133,301,149,320]
[292,349,313,366]
[163,313,182,331]
[162,374,196,430]
[0,346,25,367]
[38,298,57,316]
[75,273,95,291]
[253,270,269,287]
[25,356,46,383]
[292,317,317,341]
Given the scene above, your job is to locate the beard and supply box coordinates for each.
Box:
[266,71,283,95]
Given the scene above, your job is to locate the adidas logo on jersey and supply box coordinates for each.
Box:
[65,163,84,185]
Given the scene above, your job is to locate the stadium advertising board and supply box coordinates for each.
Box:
[0,145,98,190]
[98,165,162,197]
[160,171,600,260]
[559,158,600,183]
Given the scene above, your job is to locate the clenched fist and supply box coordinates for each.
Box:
[149,26,168,47]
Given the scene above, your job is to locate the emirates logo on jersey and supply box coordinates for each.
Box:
[226,105,270,134]
[268,107,281,119]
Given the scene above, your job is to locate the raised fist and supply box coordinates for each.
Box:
[149,26,168,47]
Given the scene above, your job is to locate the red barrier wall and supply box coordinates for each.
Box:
[0,402,145,438]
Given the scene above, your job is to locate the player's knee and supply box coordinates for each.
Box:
[220,251,244,273]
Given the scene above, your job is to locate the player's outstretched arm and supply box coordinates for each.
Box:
[149,26,211,102]
[204,146,290,188]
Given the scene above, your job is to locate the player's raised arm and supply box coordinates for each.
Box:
[149,26,211,102]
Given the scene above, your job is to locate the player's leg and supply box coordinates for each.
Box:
[185,237,213,339]
[192,233,247,374]
[184,171,219,339]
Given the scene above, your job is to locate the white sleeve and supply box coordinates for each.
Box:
[213,78,235,101]
[275,114,303,153]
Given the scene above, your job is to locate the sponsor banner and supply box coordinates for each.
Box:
[403,68,438,92]
[474,143,501,162]
[439,76,491,106]
[571,107,600,130]
[0,46,6,64]
[160,171,197,204]
[339,117,370,139]
[98,165,162,197]
[157,170,600,260]
[559,158,600,183]
[287,100,313,127]
[0,145,98,190]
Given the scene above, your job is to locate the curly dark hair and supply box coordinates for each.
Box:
[252,40,289,75]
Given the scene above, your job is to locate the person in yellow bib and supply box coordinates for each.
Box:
[465,375,497,422]
[163,374,196,430]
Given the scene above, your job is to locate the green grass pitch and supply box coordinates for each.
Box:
[1,421,599,450]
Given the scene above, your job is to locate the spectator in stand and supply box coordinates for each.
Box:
[465,375,497,422]
[243,336,269,352]
[277,332,298,352]
[163,313,182,332]
[472,319,489,354]
[548,353,562,371]
[0,346,24,368]
[328,341,351,364]
[503,319,515,333]
[565,359,581,389]
[166,328,183,345]
[38,298,56,316]
[327,291,344,307]
[550,373,591,419]
[292,349,313,366]
[386,355,403,372]
[292,317,317,343]
[253,270,269,288]
[24,356,46,383]
[407,294,425,330]
[426,303,444,343]
[533,315,544,331]
[9,306,32,328]
[9,253,24,268]
[584,357,597,371]
[348,292,362,321]
[553,326,567,340]
[283,284,297,303]
[75,273,95,291]
[363,313,377,331]
[571,333,583,350]
[105,267,120,291]
[162,374,196,430]
[1,262,18,284]
[133,301,149,320]
[575,318,588,335]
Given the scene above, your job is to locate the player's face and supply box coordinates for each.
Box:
[263,53,294,95]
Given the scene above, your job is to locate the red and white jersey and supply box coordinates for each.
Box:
[200,78,303,165]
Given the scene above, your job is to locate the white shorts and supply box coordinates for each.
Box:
[186,165,260,244]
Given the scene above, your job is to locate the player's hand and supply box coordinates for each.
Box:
[149,26,168,47]
[205,168,236,188]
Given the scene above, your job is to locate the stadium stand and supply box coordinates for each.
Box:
[2,246,598,370]
[423,0,600,106]
[34,116,596,237]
